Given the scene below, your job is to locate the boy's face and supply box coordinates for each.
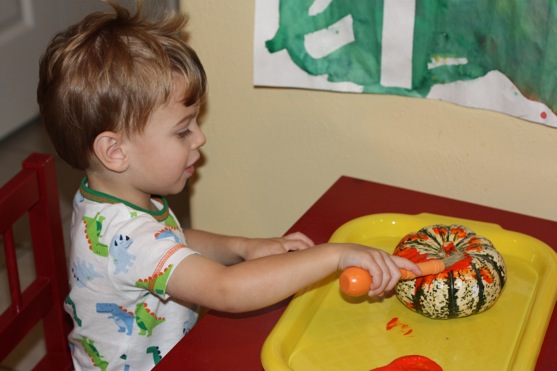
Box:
[125,77,206,197]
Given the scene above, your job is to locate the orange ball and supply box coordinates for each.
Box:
[339,267,372,296]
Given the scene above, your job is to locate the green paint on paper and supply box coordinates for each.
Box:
[265,0,557,112]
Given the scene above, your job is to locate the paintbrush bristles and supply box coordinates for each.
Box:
[440,251,465,268]
[400,252,466,279]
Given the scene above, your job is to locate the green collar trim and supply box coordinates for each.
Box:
[80,177,170,222]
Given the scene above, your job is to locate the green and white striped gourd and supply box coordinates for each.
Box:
[394,224,506,319]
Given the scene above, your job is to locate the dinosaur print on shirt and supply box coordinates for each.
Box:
[76,336,109,371]
[135,264,174,296]
[135,302,166,337]
[83,212,109,257]
[109,234,136,274]
[96,303,135,336]
[72,257,102,288]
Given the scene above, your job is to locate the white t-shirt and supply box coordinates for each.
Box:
[65,179,198,370]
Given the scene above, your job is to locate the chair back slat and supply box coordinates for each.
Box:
[2,227,23,310]
[0,278,51,360]
[0,170,39,231]
[0,153,72,369]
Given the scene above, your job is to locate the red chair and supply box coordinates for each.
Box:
[0,153,72,369]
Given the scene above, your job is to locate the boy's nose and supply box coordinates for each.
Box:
[193,130,207,149]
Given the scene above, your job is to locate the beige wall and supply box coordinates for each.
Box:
[181,0,557,238]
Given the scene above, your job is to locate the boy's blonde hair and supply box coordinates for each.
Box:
[37,0,207,170]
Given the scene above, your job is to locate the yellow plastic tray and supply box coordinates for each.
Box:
[261,213,557,371]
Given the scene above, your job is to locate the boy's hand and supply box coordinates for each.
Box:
[338,245,421,297]
[240,231,314,261]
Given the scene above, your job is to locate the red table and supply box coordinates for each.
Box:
[155,176,557,370]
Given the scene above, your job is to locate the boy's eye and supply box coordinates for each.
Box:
[177,129,192,138]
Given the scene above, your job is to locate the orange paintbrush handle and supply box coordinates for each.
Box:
[401,259,445,279]
[339,259,446,297]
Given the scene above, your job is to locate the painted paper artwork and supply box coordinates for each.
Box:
[253,0,557,127]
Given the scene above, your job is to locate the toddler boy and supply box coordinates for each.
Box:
[37,1,419,369]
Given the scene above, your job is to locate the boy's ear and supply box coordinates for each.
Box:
[93,131,128,173]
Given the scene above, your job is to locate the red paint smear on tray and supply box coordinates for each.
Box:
[386,317,413,336]
[370,355,443,371]
[386,317,398,330]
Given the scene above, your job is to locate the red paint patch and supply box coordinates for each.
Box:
[446,254,473,271]
[432,226,447,238]
[386,317,398,330]
[399,233,430,245]
[465,245,482,253]
[370,355,443,370]
[386,317,413,336]
[479,267,494,284]
[541,111,547,119]
[450,226,468,239]
[441,242,456,254]
[395,247,430,263]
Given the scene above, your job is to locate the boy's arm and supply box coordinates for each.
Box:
[166,242,421,313]
[184,229,314,265]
